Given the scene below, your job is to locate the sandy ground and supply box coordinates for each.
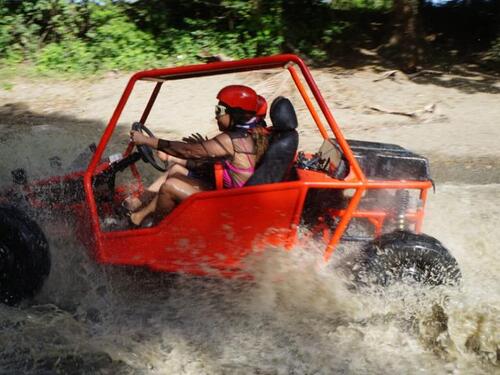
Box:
[1,65,499,184]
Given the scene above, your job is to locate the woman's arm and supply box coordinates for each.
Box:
[130,131,234,160]
[158,151,187,167]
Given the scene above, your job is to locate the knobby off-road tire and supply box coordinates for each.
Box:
[356,230,461,287]
[0,205,51,305]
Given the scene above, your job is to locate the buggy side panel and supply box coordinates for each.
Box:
[96,184,305,275]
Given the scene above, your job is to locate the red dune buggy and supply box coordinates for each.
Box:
[0,54,460,304]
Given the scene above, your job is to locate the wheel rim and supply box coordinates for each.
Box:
[400,264,421,283]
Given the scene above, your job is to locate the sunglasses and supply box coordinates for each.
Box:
[215,104,228,117]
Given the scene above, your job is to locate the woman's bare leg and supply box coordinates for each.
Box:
[125,163,189,211]
[155,175,205,217]
[130,174,206,225]
[151,163,190,191]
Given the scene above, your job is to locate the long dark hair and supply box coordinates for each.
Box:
[227,107,269,162]
[250,126,269,164]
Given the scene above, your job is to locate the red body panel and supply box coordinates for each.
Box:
[96,183,306,275]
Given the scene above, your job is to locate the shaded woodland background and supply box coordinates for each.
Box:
[0,0,499,75]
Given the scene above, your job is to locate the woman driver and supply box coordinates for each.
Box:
[129,85,267,227]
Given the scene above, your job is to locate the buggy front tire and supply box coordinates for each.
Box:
[356,230,461,287]
[0,205,51,305]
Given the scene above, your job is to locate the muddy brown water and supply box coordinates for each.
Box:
[0,126,499,375]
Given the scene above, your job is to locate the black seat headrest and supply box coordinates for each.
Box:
[270,97,298,132]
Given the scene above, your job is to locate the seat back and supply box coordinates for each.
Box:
[245,97,299,186]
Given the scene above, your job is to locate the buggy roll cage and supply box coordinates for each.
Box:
[83,54,432,260]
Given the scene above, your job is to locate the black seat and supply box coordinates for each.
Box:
[245,97,299,186]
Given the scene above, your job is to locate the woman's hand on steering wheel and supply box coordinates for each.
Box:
[130,122,166,172]
[130,130,154,146]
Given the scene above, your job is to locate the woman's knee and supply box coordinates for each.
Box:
[160,177,185,196]
[168,163,188,178]
[158,178,173,196]
[160,176,198,201]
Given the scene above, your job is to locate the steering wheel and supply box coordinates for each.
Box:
[131,122,166,172]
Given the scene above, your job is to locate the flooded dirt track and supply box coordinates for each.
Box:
[0,188,498,375]
[0,67,499,374]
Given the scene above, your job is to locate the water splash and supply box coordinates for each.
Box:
[1,126,499,373]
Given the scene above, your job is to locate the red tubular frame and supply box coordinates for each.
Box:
[82,54,432,264]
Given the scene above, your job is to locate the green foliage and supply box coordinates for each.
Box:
[330,0,393,10]
[1,81,13,91]
[482,35,500,72]
[0,0,352,72]
[0,7,16,55]
[486,37,500,63]
[36,40,96,73]
[281,0,349,61]
[1,1,170,73]
[0,4,35,62]
[153,1,285,61]
[0,0,497,74]
[88,5,163,70]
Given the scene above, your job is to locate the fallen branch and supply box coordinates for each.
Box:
[367,103,436,118]
[408,69,444,79]
[368,105,416,117]
[373,70,400,82]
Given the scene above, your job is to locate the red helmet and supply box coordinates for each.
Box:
[256,95,267,118]
[217,85,258,113]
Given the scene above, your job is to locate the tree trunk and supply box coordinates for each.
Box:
[380,0,423,73]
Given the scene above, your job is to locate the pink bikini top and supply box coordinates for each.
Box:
[222,132,256,188]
